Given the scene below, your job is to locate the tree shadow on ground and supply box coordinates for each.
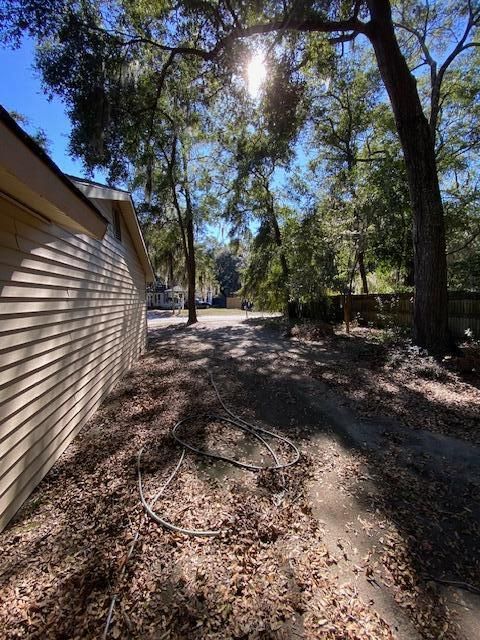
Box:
[1,319,479,639]
[0,341,217,638]
[154,319,480,639]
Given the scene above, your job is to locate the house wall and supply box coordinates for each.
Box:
[0,196,147,531]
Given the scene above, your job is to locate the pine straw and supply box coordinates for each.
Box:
[0,329,478,639]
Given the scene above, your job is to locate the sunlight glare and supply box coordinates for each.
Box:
[247,53,267,97]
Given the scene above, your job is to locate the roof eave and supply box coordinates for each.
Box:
[121,196,155,283]
[0,106,108,239]
[69,177,155,283]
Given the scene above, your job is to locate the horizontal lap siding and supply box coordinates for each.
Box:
[0,198,147,530]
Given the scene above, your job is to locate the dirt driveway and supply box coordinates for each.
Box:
[1,315,479,639]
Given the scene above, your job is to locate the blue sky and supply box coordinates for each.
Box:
[0,37,106,182]
[0,37,230,243]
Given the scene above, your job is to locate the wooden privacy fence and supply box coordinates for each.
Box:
[290,292,480,340]
[226,295,242,309]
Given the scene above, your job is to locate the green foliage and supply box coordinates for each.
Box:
[9,111,51,152]
[283,210,337,301]
[195,244,219,297]
[142,218,184,285]
[241,222,287,312]
[3,0,480,315]
[214,248,242,296]
[261,54,309,158]
[142,215,219,294]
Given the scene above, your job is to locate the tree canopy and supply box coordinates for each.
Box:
[3,0,480,350]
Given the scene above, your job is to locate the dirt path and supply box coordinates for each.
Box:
[160,318,480,638]
[1,317,479,639]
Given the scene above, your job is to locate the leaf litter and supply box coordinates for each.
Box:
[0,325,479,639]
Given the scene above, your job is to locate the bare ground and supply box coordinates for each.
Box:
[1,316,479,640]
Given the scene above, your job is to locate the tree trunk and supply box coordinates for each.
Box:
[168,252,174,287]
[366,0,449,353]
[166,137,197,324]
[185,213,197,325]
[358,251,369,294]
[345,254,358,333]
[344,293,352,334]
[269,212,291,316]
[179,146,197,325]
[405,258,415,287]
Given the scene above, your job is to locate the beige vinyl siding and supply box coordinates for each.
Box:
[0,196,147,530]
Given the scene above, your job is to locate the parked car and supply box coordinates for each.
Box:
[184,298,212,309]
[195,299,212,309]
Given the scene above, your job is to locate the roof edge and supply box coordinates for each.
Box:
[125,194,155,283]
[69,176,155,282]
[0,105,108,226]
[65,174,131,195]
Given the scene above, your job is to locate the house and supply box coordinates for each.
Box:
[0,106,154,531]
[147,284,217,310]
[147,282,186,310]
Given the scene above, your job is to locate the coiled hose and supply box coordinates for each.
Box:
[104,369,300,637]
[138,370,300,536]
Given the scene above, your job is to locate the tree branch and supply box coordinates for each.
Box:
[84,13,368,61]
[329,31,360,44]
[431,3,480,131]
[393,20,437,82]
[223,0,241,28]
[447,228,480,255]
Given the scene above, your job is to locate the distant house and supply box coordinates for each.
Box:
[147,282,185,310]
[0,106,154,531]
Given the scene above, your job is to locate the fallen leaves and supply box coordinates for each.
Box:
[307,327,480,445]
[1,324,478,639]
